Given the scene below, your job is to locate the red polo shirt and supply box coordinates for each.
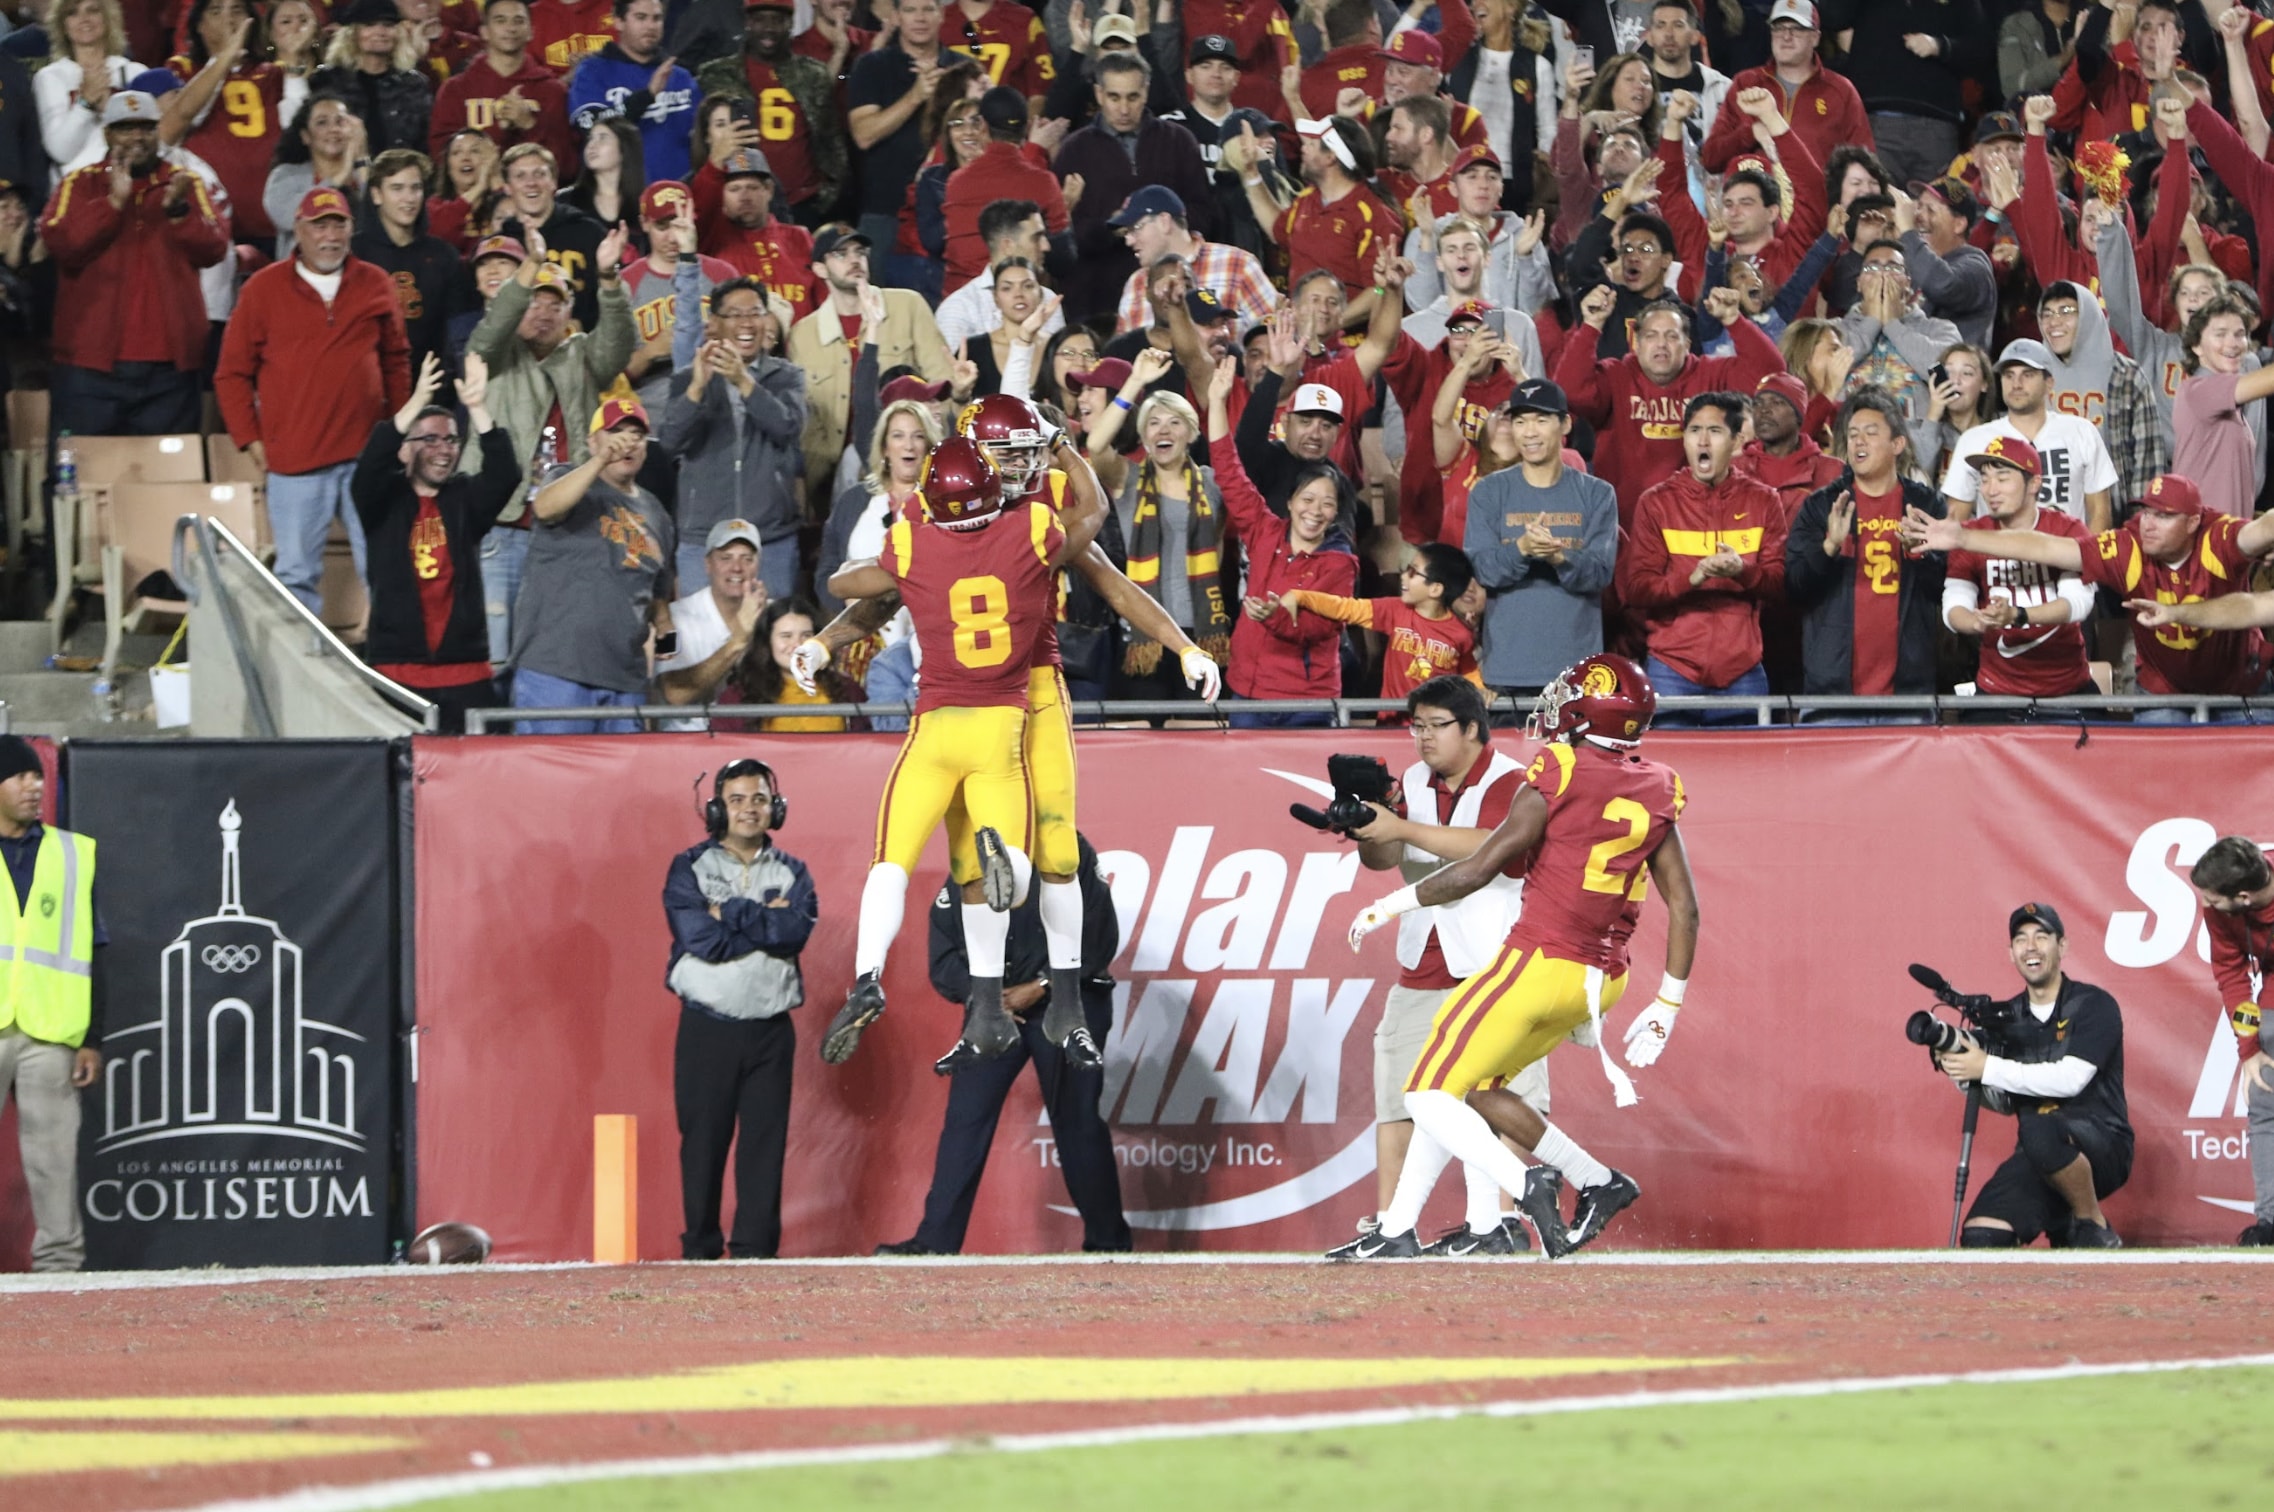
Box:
[941,140,1070,288]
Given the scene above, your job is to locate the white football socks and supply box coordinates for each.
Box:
[1378,1122,1454,1237]
[1530,1121,1613,1190]
[853,864,908,978]
[1005,842,1034,909]
[962,901,1010,980]
[1404,1089,1535,1204]
[1038,877,1083,970]
[1463,1159,1504,1234]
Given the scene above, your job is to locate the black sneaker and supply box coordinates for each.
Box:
[874,1238,946,1256]
[1325,1226,1422,1261]
[1057,1024,1104,1072]
[1563,1170,1642,1255]
[975,826,1018,912]
[1517,1165,1570,1258]
[2067,1217,2122,1249]
[1420,1221,1526,1257]
[820,970,886,1065]
[2238,1220,2274,1246]
[933,978,1022,1075]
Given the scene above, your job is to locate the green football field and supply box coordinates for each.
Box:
[421,1363,2274,1512]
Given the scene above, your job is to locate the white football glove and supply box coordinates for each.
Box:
[790,637,831,695]
[1622,999,1680,1068]
[1180,645,1222,701]
[1347,886,1417,952]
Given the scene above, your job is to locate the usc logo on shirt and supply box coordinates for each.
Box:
[2052,389,2109,425]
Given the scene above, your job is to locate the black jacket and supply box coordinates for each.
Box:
[1817,0,1990,123]
[927,834,1119,1006]
[1783,472,1947,696]
[1446,48,1541,214]
[309,63,433,157]
[351,227,476,379]
[352,419,521,669]
[1052,115,1214,324]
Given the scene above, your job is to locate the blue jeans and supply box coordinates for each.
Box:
[510,665,646,734]
[1646,657,1769,727]
[862,637,916,733]
[266,462,364,614]
[480,527,530,667]
[1225,693,1333,730]
[2134,704,2274,726]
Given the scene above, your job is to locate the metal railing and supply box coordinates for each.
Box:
[462,691,2271,733]
[174,514,439,734]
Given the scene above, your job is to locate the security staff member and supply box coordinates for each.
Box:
[876,833,1129,1256]
[1938,902,2131,1249]
[0,735,105,1272]
[662,759,816,1260]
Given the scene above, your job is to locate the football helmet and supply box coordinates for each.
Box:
[957,393,1051,497]
[918,436,1007,531]
[1527,653,1656,750]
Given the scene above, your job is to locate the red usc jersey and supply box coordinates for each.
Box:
[528,0,615,71]
[2077,513,2271,695]
[1277,184,1398,297]
[948,0,1054,99]
[1506,740,1686,975]
[884,499,1065,714]
[735,58,820,206]
[169,59,286,242]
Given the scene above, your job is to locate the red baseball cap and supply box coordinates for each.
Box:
[1379,29,1443,69]
[471,234,527,266]
[1445,298,1492,331]
[880,375,952,404]
[640,179,692,223]
[589,395,651,434]
[1754,372,1810,418]
[2139,473,2206,515]
[1451,144,1503,178]
[296,185,352,222]
[1067,358,1134,393]
[1967,433,2043,477]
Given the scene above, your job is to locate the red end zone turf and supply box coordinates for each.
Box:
[7,1257,2274,1511]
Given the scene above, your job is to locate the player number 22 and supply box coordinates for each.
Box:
[1581,797,1652,900]
[949,574,1013,668]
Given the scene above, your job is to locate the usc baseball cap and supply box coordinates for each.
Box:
[2009,901,2065,938]
[590,395,651,433]
[1966,434,2043,477]
[2139,473,2206,515]
[1445,298,1493,332]
[471,234,527,266]
[1290,383,1346,419]
[296,186,353,222]
[1450,144,1503,178]
[1379,29,1443,69]
[640,180,692,222]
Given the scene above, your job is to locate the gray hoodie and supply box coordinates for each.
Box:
[1840,304,1962,468]
[657,356,810,546]
[2039,277,2171,506]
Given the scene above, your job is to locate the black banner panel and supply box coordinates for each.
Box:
[68,742,397,1269]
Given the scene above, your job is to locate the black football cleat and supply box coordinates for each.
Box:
[820,970,885,1064]
[2067,1217,2123,1249]
[1516,1165,1571,1258]
[1325,1226,1422,1261]
[2238,1220,2274,1247]
[1562,1170,1642,1255]
[975,826,1018,912]
[874,1238,947,1256]
[933,978,1022,1075]
[1420,1220,1528,1257]
[1057,1024,1104,1072]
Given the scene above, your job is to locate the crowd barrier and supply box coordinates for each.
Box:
[3,726,2267,1269]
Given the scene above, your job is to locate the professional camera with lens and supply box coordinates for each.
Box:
[1289,754,1403,839]
[1904,963,2025,1109]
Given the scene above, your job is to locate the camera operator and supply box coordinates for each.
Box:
[1343,675,1547,1256]
[1937,903,2130,1250]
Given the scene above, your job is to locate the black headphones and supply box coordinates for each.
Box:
[703,759,787,837]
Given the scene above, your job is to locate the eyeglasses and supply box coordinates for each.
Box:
[1618,242,1667,257]
[947,113,982,131]
[408,432,461,447]
[1411,717,1461,733]
[2042,304,2081,319]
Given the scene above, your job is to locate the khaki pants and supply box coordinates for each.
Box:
[1376,983,1549,1123]
[0,1025,84,1271]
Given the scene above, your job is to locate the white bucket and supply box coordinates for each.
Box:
[151,663,191,728]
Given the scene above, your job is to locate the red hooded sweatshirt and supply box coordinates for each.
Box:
[1616,464,1788,688]
[1554,316,1786,528]
[1738,435,1844,518]
[1211,432,1357,699]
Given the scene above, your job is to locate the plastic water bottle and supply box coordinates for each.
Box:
[89,677,115,723]
[54,432,76,500]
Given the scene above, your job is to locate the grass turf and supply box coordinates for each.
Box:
[418,1363,2274,1511]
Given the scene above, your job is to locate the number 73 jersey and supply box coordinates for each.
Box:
[1506,741,1687,976]
[883,501,1066,716]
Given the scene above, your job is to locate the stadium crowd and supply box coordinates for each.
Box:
[8,0,2274,730]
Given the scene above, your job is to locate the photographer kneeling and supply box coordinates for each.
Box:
[1938,904,2131,1250]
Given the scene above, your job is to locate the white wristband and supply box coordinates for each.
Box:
[1655,974,1688,1007]
[1376,884,1422,920]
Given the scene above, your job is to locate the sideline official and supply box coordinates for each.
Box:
[1940,903,2130,1249]
[0,737,106,1272]
[663,759,816,1259]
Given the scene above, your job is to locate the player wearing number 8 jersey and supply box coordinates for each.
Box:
[1341,653,1701,1260]
[821,437,1102,1073]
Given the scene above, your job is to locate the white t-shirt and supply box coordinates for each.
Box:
[655,587,733,731]
[1939,415,2119,520]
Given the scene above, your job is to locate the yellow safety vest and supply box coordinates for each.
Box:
[0,826,96,1048]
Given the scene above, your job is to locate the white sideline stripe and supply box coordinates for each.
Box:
[169,1351,2274,1512]
[10,1248,2274,1294]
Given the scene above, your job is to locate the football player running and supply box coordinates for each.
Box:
[1342,653,1701,1259]
[820,437,1104,1072]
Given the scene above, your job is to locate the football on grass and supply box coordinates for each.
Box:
[407,1221,492,1265]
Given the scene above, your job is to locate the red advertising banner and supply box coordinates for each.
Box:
[406,727,2274,1262]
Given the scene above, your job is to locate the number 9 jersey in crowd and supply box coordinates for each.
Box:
[873,484,1066,887]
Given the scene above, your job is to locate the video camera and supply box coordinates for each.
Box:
[1289,754,1403,839]
[1904,963,2021,1056]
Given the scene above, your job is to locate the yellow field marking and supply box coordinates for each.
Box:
[0,1355,1741,1422]
[0,1428,407,1477]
